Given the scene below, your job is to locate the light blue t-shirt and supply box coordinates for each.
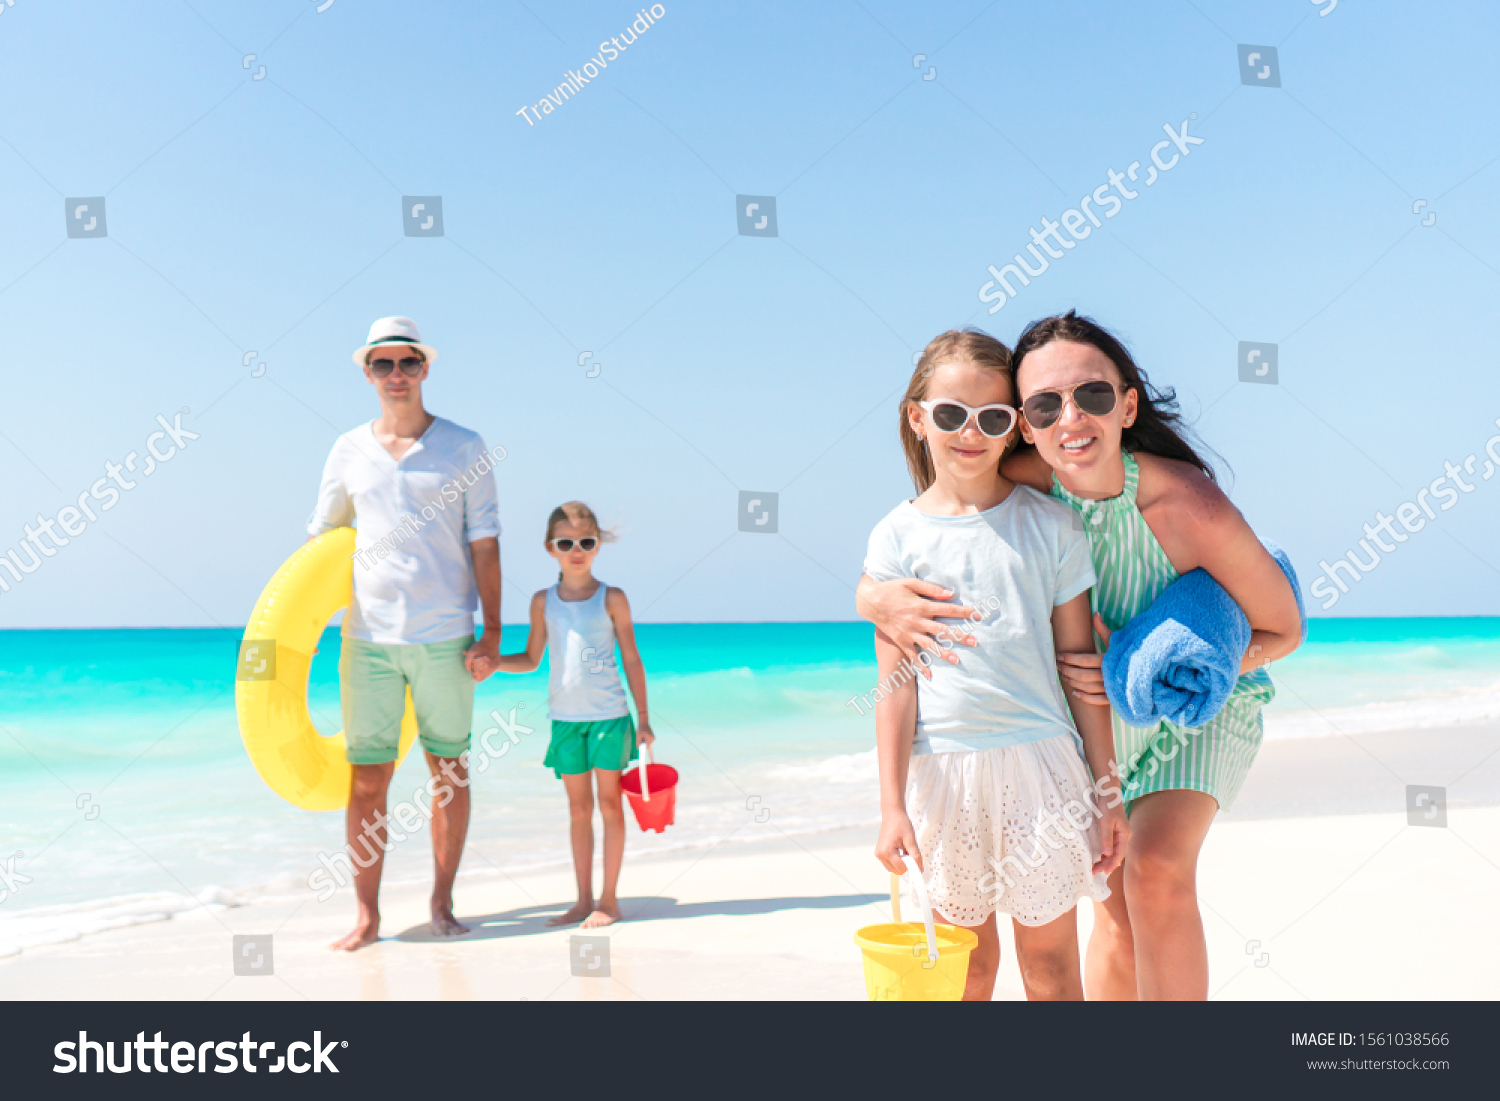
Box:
[863,486,1096,755]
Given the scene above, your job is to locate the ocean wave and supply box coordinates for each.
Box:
[1265,685,1500,740]
[0,886,247,958]
[767,748,877,783]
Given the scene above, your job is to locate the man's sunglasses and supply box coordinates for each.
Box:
[1021,380,1119,429]
[550,537,598,552]
[917,399,1017,439]
[368,356,426,378]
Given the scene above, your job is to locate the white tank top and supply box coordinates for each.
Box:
[545,582,629,722]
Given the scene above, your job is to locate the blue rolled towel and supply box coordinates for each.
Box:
[1260,539,1308,644]
[1101,539,1304,728]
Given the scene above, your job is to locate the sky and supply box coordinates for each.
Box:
[1,0,1497,628]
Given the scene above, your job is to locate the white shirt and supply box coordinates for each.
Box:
[309,416,501,645]
[863,486,1096,755]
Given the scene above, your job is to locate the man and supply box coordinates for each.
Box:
[309,316,502,951]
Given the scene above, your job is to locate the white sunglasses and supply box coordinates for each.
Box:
[917,399,1017,439]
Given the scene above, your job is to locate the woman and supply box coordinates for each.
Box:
[857,312,1302,1000]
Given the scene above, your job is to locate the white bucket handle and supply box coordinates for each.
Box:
[900,853,939,963]
[636,739,652,802]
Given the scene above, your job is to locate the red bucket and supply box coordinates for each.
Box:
[620,747,677,833]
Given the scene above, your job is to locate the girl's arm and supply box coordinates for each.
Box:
[1052,591,1129,876]
[606,587,654,746]
[855,575,979,677]
[872,630,922,874]
[495,591,548,674]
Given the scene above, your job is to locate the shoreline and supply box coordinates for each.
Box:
[4,718,1497,980]
[4,804,1496,1000]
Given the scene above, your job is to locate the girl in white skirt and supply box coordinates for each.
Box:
[867,329,1130,1001]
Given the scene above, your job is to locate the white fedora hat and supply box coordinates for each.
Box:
[352,316,438,367]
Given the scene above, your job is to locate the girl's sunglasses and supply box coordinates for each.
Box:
[1021,380,1118,429]
[369,356,425,378]
[917,399,1017,439]
[550,537,598,552]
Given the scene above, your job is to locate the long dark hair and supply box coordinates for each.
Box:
[1011,311,1219,483]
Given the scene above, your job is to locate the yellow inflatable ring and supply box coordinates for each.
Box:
[236,527,417,810]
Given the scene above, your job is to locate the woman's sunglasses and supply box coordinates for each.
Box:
[917,399,1017,439]
[1021,380,1119,429]
[550,537,598,552]
[368,356,426,378]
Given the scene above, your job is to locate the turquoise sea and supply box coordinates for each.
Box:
[2,618,1498,954]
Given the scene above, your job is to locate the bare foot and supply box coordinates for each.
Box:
[545,900,595,927]
[430,904,470,938]
[581,901,622,929]
[330,921,380,951]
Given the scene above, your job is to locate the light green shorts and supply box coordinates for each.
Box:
[1115,690,1270,813]
[339,636,475,764]
[543,714,637,779]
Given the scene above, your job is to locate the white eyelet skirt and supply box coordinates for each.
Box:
[907,735,1111,928]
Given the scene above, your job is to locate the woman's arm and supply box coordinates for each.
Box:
[855,574,979,675]
[606,588,653,746]
[1053,592,1128,876]
[872,630,922,874]
[1056,456,1305,702]
[1136,455,1302,672]
[495,591,548,674]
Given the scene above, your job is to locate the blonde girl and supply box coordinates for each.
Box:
[866,329,1129,1000]
[497,502,654,928]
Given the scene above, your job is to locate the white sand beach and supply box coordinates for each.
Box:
[3,723,1496,1001]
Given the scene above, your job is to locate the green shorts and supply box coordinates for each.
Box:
[543,714,637,778]
[339,636,475,764]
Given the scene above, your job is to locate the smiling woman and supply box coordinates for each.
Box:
[1011,312,1215,481]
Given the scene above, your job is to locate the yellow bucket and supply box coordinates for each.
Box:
[854,856,977,1001]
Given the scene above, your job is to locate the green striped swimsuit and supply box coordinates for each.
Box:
[1051,452,1274,811]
